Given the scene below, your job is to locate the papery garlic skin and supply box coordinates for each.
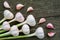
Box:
[22,24,30,34]
[4,1,10,8]
[27,7,34,12]
[4,10,14,19]
[2,21,10,31]
[9,25,19,36]
[26,15,36,26]
[15,12,25,22]
[35,27,44,39]
[16,4,24,10]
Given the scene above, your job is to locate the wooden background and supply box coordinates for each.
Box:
[0,0,60,40]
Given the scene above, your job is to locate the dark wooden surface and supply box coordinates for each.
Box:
[0,0,60,40]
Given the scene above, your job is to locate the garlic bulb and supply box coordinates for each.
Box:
[27,7,34,12]
[22,24,30,34]
[16,4,24,10]
[8,12,25,23]
[39,18,46,24]
[3,1,10,8]
[15,12,25,22]
[9,25,19,36]
[35,27,45,39]
[2,21,10,31]
[0,10,14,24]
[26,15,36,26]
[4,10,14,19]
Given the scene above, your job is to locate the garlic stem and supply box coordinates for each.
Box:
[0,32,10,37]
[16,21,26,27]
[8,19,15,23]
[0,33,35,39]
[0,30,5,33]
[0,28,2,30]
[0,18,6,24]
[19,29,22,32]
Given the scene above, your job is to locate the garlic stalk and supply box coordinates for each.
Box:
[0,27,45,39]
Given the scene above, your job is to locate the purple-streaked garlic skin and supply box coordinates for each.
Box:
[9,25,19,36]
[35,27,44,39]
[27,7,34,12]
[39,18,46,24]
[2,21,10,31]
[15,12,25,22]
[22,24,30,34]
[48,32,56,37]
[16,4,24,10]
[26,15,36,26]
[46,23,55,29]
[4,10,14,19]
[3,1,10,8]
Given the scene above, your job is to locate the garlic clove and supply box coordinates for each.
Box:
[39,18,46,24]
[48,32,56,37]
[26,15,36,26]
[46,23,55,29]
[2,21,10,31]
[35,27,44,39]
[3,1,10,8]
[16,4,24,10]
[15,12,25,22]
[4,10,14,19]
[22,24,30,34]
[10,25,19,36]
[27,7,34,12]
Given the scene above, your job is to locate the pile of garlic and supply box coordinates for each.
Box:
[0,1,56,40]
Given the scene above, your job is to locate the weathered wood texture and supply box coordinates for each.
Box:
[0,0,60,40]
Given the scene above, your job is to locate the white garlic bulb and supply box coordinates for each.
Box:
[9,25,19,36]
[35,27,45,39]
[3,1,10,8]
[4,10,14,19]
[22,24,30,34]
[8,12,25,23]
[2,21,10,31]
[26,15,36,26]
[15,12,25,22]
